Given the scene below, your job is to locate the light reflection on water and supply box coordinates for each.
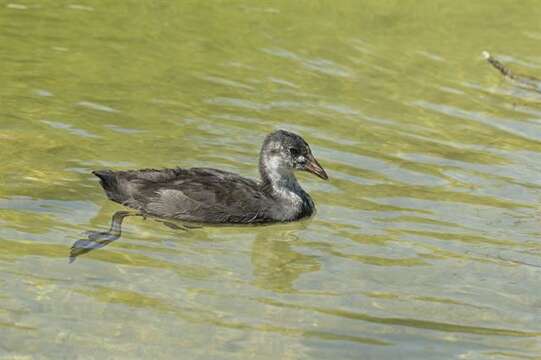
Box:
[2,0,541,358]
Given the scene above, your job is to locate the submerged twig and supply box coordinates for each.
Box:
[482,51,541,93]
[482,51,515,79]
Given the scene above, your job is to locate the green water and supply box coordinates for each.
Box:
[2,0,541,358]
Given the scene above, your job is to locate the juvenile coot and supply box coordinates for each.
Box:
[93,130,328,224]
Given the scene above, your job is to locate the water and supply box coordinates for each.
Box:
[1,1,541,358]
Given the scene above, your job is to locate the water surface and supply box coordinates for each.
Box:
[2,1,541,358]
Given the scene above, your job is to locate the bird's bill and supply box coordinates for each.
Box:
[304,155,328,180]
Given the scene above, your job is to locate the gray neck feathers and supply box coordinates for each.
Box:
[260,153,303,200]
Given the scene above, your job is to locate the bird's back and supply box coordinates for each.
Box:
[93,167,276,223]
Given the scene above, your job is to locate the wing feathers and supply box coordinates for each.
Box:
[95,167,271,223]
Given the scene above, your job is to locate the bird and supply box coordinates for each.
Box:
[92,130,328,224]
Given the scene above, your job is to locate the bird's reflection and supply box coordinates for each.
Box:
[70,210,198,262]
[70,211,321,292]
[70,211,139,263]
[250,229,320,293]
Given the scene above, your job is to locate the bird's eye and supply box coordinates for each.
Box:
[289,147,300,156]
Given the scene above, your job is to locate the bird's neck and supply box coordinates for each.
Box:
[259,157,299,193]
[259,159,315,220]
[265,171,302,196]
[260,161,313,206]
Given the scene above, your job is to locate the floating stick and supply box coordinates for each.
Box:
[482,51,541,92]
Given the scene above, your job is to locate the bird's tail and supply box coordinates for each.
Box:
[92,170,128,204]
